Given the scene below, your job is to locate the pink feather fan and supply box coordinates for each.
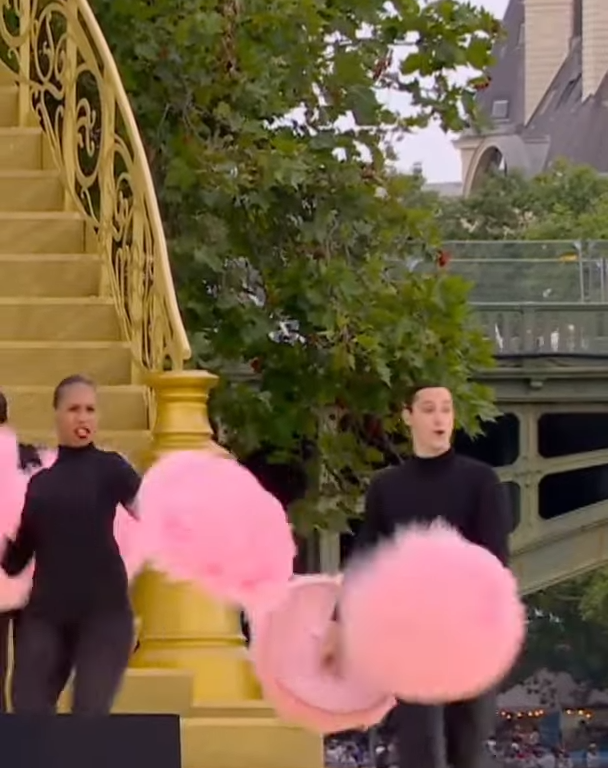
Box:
[249,574,395,733]
[0,427,33,609]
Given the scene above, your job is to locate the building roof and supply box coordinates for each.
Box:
[525,41,608,172]
[475,0,526,131]
[471,0,608,173]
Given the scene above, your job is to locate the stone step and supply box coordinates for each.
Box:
[0,253,102,297]
[3,384,148,432]
[0,340,132,384]
[0,297,121,341]
[0,85,18,127]
[180,716,322,768]
[0,212,86,254]
[188,701,275,719]
[0,127,42,170]
[57,668,195,716]
[0,65,15,84]
[0,170,64,211]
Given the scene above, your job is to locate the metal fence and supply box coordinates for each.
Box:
[445,241,608,304]
[393,241,608,355]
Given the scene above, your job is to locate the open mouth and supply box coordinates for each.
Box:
[75,427,90,439]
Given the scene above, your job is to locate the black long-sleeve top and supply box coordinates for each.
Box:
[352,448,510,565]
[1,443,141,621]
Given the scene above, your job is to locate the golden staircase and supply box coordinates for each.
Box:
[0,80,149,461]
[0,1,323,767]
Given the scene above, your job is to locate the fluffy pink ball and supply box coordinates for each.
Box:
[341,522,526,703]
[139,451,295,606]
[37,447,57,470]
[114,506,149,581]
[0,427,28,538]
[249,575,395,733]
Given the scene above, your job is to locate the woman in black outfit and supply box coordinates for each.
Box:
[1,375,141,714]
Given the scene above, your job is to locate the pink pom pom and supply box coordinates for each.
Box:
[114,506,149,581]
[0,427,28,538]
[38,448,57,469]
[139,451,295,605]
[0,426,19,470]
[0,539,33,610]
[250,575,395,733]
[341,522,526,703]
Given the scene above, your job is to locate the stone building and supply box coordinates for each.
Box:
[456,0,608,195]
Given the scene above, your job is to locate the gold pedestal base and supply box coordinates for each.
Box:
[131,642,259,702]
[131,570,262,702]
[128,371,323,768]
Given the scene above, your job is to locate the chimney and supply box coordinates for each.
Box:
[583,0,608,99]
[524,0,572,122]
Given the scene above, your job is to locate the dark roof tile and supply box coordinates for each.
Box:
[475,0,525,130]
[472,0,608,173]
[525,40,608,172]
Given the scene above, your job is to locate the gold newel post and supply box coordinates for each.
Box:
[131,370,261,702]
[131,370,323,768]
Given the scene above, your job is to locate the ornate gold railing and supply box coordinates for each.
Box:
[0,0,191,372]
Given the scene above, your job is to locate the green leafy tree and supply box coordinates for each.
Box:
[91,0,501,531]
[436,160,608,242]
[508,581,608,694]
[437,170,537,241]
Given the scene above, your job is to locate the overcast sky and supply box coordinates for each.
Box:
[392,0,509,182]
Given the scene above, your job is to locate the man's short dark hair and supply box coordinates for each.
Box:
[0,391,8,424]
[403,383,448,410]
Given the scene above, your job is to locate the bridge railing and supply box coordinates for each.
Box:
[476,302,608,356]
[435,241,608,355]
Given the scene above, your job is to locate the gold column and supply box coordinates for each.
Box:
[131,370,261,702]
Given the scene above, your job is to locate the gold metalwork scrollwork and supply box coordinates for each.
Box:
[0,0,190,374]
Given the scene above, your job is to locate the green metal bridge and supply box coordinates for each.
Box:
[453,241,608,594]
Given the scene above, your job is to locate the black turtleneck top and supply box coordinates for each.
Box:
[1,443,141,621]
[352,449,510,565]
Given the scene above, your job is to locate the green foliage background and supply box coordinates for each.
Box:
[91,0,500,531]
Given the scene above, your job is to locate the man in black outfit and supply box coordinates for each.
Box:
[325,384,510,768]
[0,390,43,712]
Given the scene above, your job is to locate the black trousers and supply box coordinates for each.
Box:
[0,610,80,712]
[393,692,495,768]
[11,608,133,714]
